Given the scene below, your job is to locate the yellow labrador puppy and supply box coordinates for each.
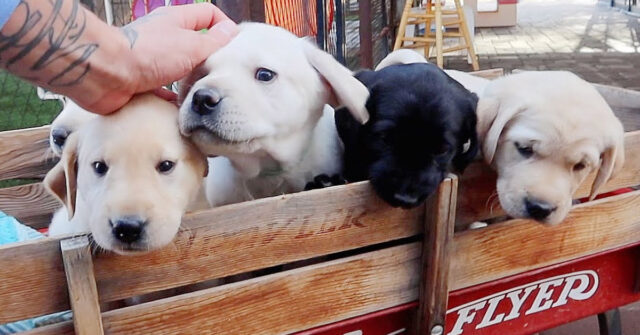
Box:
[45,94,208,254]
[477,71,625,224]
[178,23,369,207]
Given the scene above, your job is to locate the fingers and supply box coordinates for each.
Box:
[169,3,236,31]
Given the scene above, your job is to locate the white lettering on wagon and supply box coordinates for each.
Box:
[446,270,599,335]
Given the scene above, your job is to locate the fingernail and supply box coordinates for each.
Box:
[210,20,239,40]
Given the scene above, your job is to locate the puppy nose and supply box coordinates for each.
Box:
[525,198,557,221]
[393,193,419,207]
[51,128,69,148]
[191,88,222,115]
[110,217,147,244]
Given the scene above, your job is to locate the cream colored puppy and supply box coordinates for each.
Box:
[45,94,208,254]
[179,23,369,206]
[477,71,625,224]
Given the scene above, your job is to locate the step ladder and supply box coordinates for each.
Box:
[394,0,480,70]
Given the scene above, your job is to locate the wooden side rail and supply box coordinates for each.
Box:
[0,183,58,229]
[3,187,640,330]
[0,181,424,324]
[19,188,640,334]
[0,126,55,182]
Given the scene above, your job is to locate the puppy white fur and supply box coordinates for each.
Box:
[45,94,208,254]
[374,49,490,96]
[477,71,625,224]
[179,23,369,206]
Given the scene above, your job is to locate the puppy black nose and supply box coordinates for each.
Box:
[525,198,557,221]
[51,128,69,148]
[191,88,221,115]
[110,217,146,244]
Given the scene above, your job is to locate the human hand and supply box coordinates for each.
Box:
[87,3,238,113]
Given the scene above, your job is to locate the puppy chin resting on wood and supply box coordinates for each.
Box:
[45,94,208,255]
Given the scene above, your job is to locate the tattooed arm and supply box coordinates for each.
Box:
[0,1,237,114]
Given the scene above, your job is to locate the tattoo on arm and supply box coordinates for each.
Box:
[119,12,165,50]
[0,0,98,87]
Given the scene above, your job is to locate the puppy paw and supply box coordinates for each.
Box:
[304,174,347,191]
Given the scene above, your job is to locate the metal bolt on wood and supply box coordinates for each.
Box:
[431,325,444,335]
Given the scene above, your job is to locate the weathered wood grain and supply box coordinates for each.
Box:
[0,238,68,324]
[0,182,59,229]
[20,322,74,335]
[418,175,457,333]
[457,130,640,225]
[451,189,640,291]
[61,237,104,335]
[3,189,640,329]
[0,181,424,323]
[100,243,421,335]
[94,181,423,303]
[0,126,55,182]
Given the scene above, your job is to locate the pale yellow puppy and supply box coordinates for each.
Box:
[477,71,625,225]
[45,94,208,254]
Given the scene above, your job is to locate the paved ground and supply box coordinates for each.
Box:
[442,1,640,334]
[444,0,640,90]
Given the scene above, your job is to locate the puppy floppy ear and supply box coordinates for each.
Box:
[589,131,625,200]
[452,95,480,172]
[44,134,79,219]
[302,41,370,124]
[476,97,524,165]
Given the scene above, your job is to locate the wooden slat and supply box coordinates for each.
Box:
[451,189,640,290]
[21,322,74,335]
[36,187,640,335]
[102,244,421,335]
[0,238,68,324]
[418,175,457,334]
[4,187,640,329]
[457,131,640,225]
[0,181,424,324]
[0,182,59,229]
[0,126,55,181]
[61,237,104,335]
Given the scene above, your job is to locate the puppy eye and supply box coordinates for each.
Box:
[156,160,175,174]
[514,142,534,158]
[573,162,586,172]
[93,161,108,176]
[255,68,276,82]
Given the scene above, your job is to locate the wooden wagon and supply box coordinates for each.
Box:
[1,70,639,335]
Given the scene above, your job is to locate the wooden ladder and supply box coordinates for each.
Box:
[394,0,480,70]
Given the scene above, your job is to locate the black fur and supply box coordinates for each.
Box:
[335,63,479,208]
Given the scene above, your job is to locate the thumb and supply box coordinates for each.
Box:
[203,20,239,48]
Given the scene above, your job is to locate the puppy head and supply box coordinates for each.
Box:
[49,100,96,156]
[44,94,208,254]
[337,63,479,208]
[477,71,625,224]
[178,22,368,166]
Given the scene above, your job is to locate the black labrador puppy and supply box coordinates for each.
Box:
[331,62,479,208]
